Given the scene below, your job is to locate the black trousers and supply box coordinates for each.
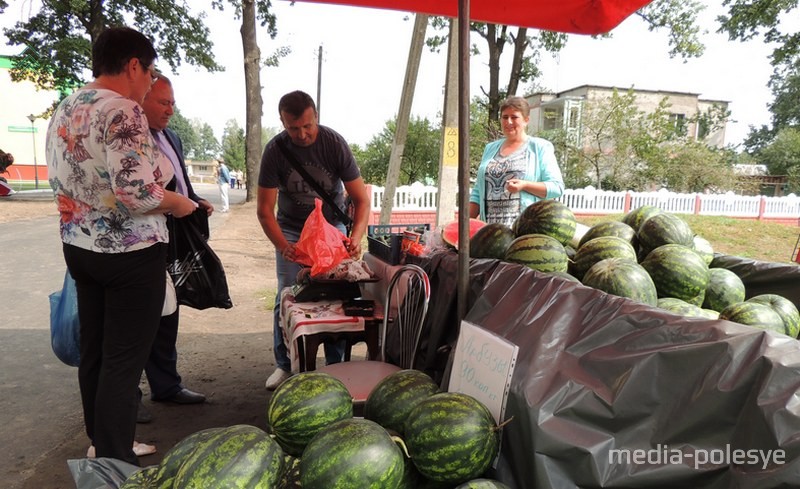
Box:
[64,242,167,465]
[144,307,183,399]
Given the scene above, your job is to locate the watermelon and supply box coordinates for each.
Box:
[120,467,159,489]
[300,418,406,489]
[685,289,706,307]
[267,372,353,456]
[747,294,800,338]
[469,223,515,259]
[405,392,500,484]
[657,297,719,319]
[280,455,302,489]
[442,218,486,249]
[622,205,663,231]
[504,234,568,273]
[455,479,512,489]
[173,424,285,489]
[637,213,694,254]
[364,369,439,437]
[514,199,577,246]
[151,427,225,488]
[692,235,715,266]
[578,221,636,248]
[582,258,658,306]
[702,268,746,312]
[719,301,786,333]
[570,236,637,280]
[640,244,709,302]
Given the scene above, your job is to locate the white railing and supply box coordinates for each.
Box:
[371,182,438,211]
[369,184,800,220]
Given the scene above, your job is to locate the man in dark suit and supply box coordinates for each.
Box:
[139,73,211,420]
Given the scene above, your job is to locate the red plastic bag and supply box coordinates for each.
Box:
[294,199,350,277]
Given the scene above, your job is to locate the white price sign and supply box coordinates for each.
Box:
[449,321,518,424]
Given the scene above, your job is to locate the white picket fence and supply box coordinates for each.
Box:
[370,184,800,220]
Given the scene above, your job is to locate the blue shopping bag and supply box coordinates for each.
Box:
[49,269,81,367]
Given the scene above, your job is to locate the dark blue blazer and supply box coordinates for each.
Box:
[154,127,201,203]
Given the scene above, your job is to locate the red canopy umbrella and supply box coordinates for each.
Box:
[297,0,653,318]
[299,0,652,35]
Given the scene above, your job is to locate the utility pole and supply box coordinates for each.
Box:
[316,44,323,121]
[379,14,428,225]
[436,19,459,228]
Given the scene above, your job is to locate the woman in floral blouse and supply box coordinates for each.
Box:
[45,26,197,465]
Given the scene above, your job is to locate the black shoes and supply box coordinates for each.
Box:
[155,388,207,405]
[137,388,206,422]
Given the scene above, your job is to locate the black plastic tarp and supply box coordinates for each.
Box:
[410,251,800,488]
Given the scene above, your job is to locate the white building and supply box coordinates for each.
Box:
[527,84,729,149]
[0,53,60,185]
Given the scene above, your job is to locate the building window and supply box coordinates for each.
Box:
[669,113,687,136]
[568,106,580,129]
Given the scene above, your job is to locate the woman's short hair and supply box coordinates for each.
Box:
[500,96,531,118]
[92,26,157,78]
[278,90,317,118]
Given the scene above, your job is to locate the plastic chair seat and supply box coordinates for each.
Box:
[317,264,430,406]
[320,361,403,403]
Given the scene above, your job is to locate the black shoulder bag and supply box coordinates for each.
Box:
[275,138,353,234]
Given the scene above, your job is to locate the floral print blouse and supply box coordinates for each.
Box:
[46,88,174,253]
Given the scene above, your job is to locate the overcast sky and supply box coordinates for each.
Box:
[1,0,788,149]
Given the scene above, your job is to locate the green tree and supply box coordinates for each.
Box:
[261,126,280,148]
[539,128,593,189]
[467,97,493,177]
[718,0,800,157]
[655,141,739,193]
[358,116,441,186]
[221,119,246,171]
[3,0,220,94]
[167,108,200,158]
[192,120,220,160]
[758,127,800,193]
[563,89,736,192]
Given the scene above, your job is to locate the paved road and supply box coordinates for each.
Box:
[0,184,246,488]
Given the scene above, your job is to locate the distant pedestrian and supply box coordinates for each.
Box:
[218,160,231,212]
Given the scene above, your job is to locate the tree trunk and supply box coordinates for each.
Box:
[87,1,106,42]
[241,0,262,202]
[485,24,505,137]
[506,27,528,97]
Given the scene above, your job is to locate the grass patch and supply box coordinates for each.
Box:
[256,287,277,312]
[579,214,800,264]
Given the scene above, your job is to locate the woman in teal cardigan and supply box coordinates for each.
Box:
[469,96,564,225]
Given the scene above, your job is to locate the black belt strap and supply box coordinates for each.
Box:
[275,138,352,227]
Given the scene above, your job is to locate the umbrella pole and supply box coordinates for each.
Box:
[457,0,470,321]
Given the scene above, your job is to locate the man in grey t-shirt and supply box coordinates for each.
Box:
[257,90,370,390]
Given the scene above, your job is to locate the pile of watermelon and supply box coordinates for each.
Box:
[120,370,511,488]
[467,201,800,338]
